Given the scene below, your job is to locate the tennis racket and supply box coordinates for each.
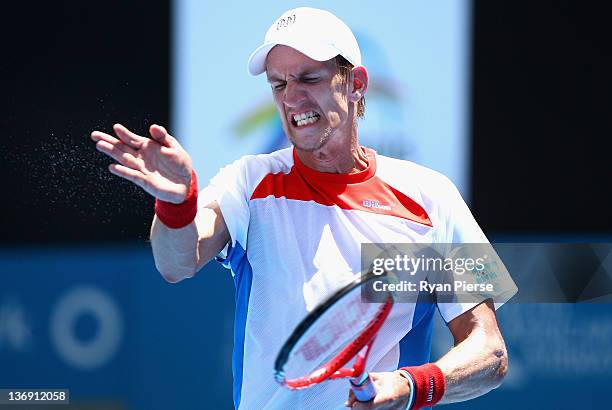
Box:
[274,268,394,402]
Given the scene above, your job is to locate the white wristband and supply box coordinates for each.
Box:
[397,370,416,410]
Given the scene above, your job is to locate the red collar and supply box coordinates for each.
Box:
[292,146,377,184]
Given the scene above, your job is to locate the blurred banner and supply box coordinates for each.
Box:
[2,245,611,409]
[432,304,612,409]
[173,0,473,197]
[0,247,235,409]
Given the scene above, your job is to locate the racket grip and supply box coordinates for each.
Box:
[350,373,377,402]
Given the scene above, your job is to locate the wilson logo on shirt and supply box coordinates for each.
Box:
[362,199,392,211]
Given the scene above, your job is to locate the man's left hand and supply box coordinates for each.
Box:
[345,371,410,409]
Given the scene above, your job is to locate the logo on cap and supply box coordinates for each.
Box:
[276,14,296,30]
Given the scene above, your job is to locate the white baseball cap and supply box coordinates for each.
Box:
[247,7,362,76]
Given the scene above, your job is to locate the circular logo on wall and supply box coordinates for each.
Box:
[50,286,123,370]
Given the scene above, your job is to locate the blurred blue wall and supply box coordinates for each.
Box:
[0,246,235,409]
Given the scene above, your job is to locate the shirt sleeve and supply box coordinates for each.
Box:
[435,178,518,323]
[197,157,251,269]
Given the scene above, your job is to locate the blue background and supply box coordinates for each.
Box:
[2,246,611,409]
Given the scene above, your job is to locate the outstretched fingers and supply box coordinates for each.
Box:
[91,131,139,156]
[95,139,144,171]
[108,164,149,188]
[149,124,175,148]
[91,130,119,144]
[113,123,147,150]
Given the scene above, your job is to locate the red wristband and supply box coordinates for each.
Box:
[154,170,198,229]
[400,363,445,409]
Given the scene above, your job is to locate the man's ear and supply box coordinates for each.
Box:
[349,66,368,103]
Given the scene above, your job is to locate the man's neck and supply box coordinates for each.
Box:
[295,135,368,174]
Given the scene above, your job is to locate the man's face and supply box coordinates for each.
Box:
[266,45,351,152]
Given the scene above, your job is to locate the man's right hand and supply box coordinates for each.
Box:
[91,123,193,204]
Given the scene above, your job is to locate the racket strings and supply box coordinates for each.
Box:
[283,294,393,386]
[327,297,392,375]
[294,298,371,361]
[287,294,377,373]
[276,273,396,390]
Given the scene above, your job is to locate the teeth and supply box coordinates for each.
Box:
[293,111,320,126]
[295,114,320,127]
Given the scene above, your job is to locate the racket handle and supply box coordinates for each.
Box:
[350,373,377,402]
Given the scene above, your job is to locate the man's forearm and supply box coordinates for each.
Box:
[150,216,200,282]
[150,202,230,282]
[435,325,508,403]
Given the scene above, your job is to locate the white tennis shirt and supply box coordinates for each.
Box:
[199,147,498,409]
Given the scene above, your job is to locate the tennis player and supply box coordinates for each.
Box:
[92,7,513,410]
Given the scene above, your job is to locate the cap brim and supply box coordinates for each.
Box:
[247,41,341,76]
[247,43,277,76]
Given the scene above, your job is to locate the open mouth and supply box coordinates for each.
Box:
[291,111,321,127]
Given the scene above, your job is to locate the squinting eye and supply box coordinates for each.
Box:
[304,78,319,83]
[272,83,286,91]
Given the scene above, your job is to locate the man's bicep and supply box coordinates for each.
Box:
[446,299,501,346]
[194,200,231,271]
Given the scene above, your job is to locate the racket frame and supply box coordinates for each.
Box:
[274,271,394,391]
